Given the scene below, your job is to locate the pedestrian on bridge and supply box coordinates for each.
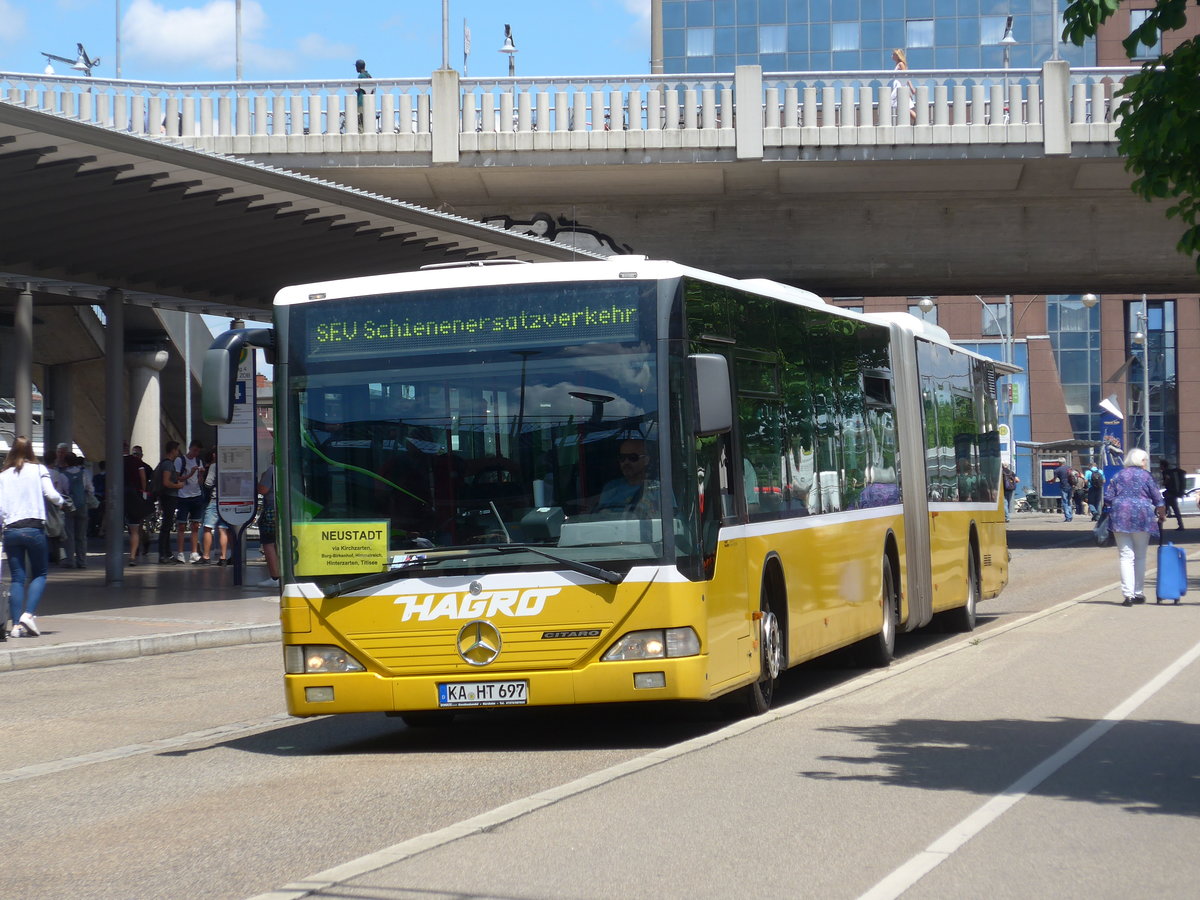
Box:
[0,435,66,639]
[1104,448,1166,607]
[354,58,373,129]
[891,49,916,125]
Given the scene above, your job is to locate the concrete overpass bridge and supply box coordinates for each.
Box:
[6,60,1197,296]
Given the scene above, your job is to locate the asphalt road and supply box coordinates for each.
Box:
[3,514,1198,899]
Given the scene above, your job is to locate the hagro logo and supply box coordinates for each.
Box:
[393,588,560,622]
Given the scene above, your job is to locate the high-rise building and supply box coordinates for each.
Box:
[657,1,1092,74]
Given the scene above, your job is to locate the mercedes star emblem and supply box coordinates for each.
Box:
[457,619,502,666]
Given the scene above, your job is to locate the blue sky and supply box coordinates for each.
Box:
[0,0,651,82]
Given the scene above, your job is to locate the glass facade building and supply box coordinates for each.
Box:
[660,0,1094,73]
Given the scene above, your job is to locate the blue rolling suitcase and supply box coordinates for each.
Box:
[1156,531,1188,605]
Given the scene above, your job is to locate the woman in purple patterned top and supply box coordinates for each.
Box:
[1103,447,1166,606]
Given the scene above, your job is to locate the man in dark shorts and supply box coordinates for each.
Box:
[123,443,149,565]
[154,441,186,563]
[174,439,206,563]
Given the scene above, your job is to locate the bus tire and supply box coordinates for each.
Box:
[733,593,784,717]
[857,557,898,668]
[940,550,979,633]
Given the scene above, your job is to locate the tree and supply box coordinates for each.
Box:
[1063,1,1200,271]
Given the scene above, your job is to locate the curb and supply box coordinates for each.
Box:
[0,623,281,673]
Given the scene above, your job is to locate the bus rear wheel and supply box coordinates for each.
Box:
[857,558,898,668]
[940,550,979,633]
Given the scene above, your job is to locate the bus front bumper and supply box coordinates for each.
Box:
[283,654,718,717]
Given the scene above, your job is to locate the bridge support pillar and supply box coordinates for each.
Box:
[126,348,169,469]
[432,67,460,165]
[105,288,126,586]
[1043,60,1071,156]
[14,285,33,441]
[43,364,73,455]
[735,66,764,161]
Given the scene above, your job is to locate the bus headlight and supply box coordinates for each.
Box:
[601,627,700,661]
[285,645,366,674]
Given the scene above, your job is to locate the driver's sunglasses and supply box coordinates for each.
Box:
[618,453,646,462]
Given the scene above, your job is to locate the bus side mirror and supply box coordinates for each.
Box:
[202,328,275,425]
[690,353,732,436]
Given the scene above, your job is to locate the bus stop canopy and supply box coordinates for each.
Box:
[0,100,600,317]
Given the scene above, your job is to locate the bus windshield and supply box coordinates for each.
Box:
[284,279,683,582]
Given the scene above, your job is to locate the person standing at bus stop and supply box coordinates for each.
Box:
[1053,459,1074,522]
[1104,448,1166,606]
[246,458,280,589]
[1001,463,1018,522]
[1160,458,1186,531]
[0,436,66,639]
[154,441,186,564]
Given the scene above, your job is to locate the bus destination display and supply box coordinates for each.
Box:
[304,285,643,360]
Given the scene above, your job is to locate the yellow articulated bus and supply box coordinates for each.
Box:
[204,257,1009,722]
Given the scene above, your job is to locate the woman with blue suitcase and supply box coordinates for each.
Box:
[1104,448,1167,606]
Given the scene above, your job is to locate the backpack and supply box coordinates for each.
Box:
[64,467,87,509]
[1166,468,1185,497]
[1002,469,1016,491]
[1066,469,1078,488]
[1090,468,1105,487]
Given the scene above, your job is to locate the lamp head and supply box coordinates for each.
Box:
[917,297,935,313]
[1000,15,1017,45]
[1081,292,1099,308]
[500,24,516,54]
[1132,330,1147,345]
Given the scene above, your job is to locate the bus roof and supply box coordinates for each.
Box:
[273,256,829,310]
[864,310,1022,375]
[272,258,1015,371]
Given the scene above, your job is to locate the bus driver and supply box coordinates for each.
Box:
[594,438,660,517]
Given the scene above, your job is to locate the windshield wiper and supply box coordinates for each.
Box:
[321,550,465,597]
[321,544,622,597]
[489,544,622,584]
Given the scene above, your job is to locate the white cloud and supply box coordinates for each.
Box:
[121,0,351,78]
[621,0,652,29]
[0,1,28,44]
[122,0,289,72]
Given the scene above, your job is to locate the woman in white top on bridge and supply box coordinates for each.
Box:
[891,48,916,125]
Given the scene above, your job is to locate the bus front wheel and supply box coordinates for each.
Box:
[734,594,784,716]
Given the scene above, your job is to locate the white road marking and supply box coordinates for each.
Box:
[858,633,1200,900]
[246,584,1130,900]
[0,714,294,784]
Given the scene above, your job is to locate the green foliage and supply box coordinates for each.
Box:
[1063,0,1200,272]
[1062,0,1124,47]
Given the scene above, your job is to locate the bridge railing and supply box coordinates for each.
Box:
[0,62,1135,160]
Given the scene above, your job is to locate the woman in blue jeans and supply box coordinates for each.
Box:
[0,436,66,638]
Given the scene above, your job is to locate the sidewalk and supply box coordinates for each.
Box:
[0,541,281,672]
[1,513,1191,673]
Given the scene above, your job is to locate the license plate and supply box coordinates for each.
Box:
[438,680,528,708]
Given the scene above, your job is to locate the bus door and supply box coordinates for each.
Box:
[698,433,752,690]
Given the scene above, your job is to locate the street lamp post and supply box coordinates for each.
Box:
[1131,294,1152,454]
[1001,15,1017,103]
